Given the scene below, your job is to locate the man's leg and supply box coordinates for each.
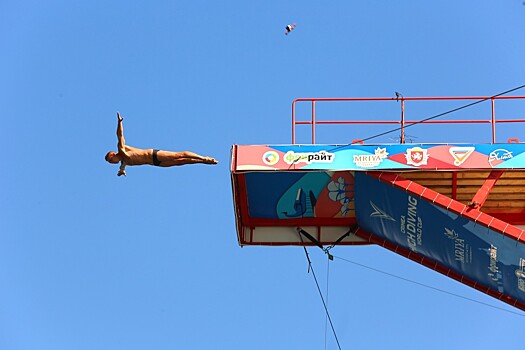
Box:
[156,150,218,167]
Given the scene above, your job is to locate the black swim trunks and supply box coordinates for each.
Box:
[152,149,162,166]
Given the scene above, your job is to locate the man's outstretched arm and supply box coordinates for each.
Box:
[117,162,126,177]
[116,112,126,154]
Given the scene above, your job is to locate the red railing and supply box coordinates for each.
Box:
[291,96,525,144]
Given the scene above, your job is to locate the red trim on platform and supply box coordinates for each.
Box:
[246,217,357,227]
[238,240,370,247]
[452,172,457,200]
[231,173,253,245]
[230,144,237,172]
[485,212,525,225]
[231,173,244,244]
[234,174,251,226]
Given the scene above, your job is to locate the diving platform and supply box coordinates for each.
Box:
[230,95,525,311]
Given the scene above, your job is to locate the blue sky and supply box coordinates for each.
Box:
[2,1,525,349]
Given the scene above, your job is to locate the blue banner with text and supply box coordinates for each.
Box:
[354,172,525,304]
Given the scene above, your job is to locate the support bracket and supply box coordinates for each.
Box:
[297,225,359,260]
[468,170,505,209]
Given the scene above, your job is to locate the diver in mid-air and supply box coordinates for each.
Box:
[105,112,218,176]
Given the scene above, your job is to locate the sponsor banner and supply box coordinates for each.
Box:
[233,143,525,171]
[244,171,356,219]
[354,172,525,305]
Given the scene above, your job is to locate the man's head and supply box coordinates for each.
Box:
[105,151,120,164]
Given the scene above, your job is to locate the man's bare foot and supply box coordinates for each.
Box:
[204,156,218,165]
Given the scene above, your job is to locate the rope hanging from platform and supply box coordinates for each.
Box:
[301,245,343,350]
[298,230,343,350]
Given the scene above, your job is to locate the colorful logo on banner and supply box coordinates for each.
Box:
[262,151,279,165]
[488,149,513,167]
[353,147,389,168]
[283,150,335,165]
[517,259,525,292]
[444,228,473,264]
[369,201,395,221]
[449,146,475,166]
[487,244,503,291]
[405,147,429,166]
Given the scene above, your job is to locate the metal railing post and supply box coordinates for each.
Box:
[312,100,316,144]
[400,99,406,144]
[491,98,496,143]
[292,100,296,144]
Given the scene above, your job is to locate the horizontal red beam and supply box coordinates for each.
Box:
[295,119,525,125]
[293,95,525,103]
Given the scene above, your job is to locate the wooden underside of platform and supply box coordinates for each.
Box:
[396,170,525,224]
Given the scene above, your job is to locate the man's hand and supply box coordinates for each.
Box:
[117,170,126,177]
[116,112,126,153]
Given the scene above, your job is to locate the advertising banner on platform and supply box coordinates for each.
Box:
[234,143,525,172]
[354,172,525,306]
[244,171,356,219]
